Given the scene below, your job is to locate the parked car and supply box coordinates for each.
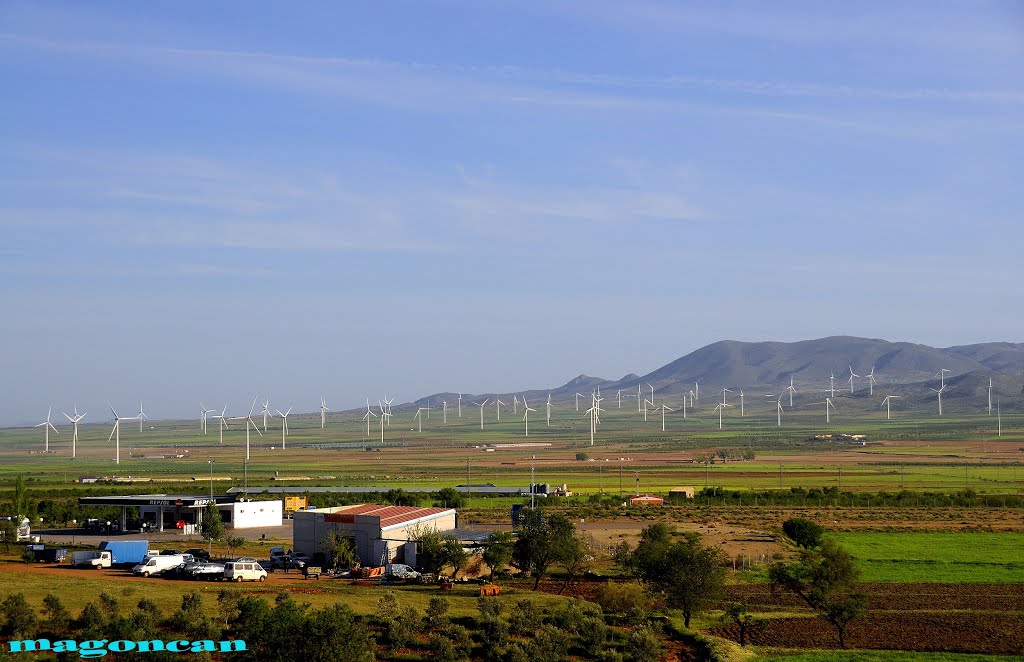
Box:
[269,546,287,567]
[284,552,311,570]
[386,563,421,580]
[189,562,226,580]
[163,559,203,579]
[224,560,267,582]
[184,548,211,561]
[159,549,182,556]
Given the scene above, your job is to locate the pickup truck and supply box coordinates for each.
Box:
[71,550,112,569]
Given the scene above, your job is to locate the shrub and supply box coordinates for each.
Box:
[426,595,450,628]
[782,517,824,549]
[627,625,664,662]
[508,599,542,636]
[594,581,653,625]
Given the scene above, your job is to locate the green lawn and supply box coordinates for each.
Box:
[828,532,1024,583]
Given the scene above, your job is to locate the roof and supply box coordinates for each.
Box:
[333,504,455,530]
[226,485,527,496]
[79,494,237,508]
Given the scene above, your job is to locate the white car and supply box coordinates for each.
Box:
[386,563,421,579]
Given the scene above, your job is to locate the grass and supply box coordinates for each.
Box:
[756,652,1024,662]
[829,532,1024,583]
[0,559,568,619]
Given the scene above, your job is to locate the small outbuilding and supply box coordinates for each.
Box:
[629,494,665,506]
[669,486,696,498]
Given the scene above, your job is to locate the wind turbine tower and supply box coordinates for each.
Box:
[137,401,147,432]
[867,366,877,396]
[35,406,58,453]
[522,398,536,436]
[881,395,900,420]
[474,400,490,430]
[786,377,797,407]
[320,397,328,429]
[712,402,732,430]
[62,406,85,458]
[826,397,836,424]
[276,406,293,449]
[848,366,859,395]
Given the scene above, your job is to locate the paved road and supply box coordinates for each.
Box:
[31,524,294,546]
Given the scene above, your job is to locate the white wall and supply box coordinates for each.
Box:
[231,500,282,529]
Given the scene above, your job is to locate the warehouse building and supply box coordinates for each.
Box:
[292,504,456,567]
[78,494,282,533]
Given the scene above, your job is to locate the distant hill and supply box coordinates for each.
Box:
[407,336,1024,411]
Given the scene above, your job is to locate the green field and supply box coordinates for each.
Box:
[759,652,1024,662]
[829,532,1024,583]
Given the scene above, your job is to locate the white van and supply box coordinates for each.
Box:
[224,560,267,582]
[133,554,187,577]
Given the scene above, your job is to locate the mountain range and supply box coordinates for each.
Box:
[412,336,1024,410]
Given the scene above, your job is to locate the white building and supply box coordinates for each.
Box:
[292,504,456,567]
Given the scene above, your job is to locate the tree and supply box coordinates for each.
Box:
[575,452,589,461]
[41,593,70,632]
[558,533,593,594]
[512,510,577,590]
[434,487,465,509]
[227,536,246,551]
[201,501,225,545]
[13,475,27,520]
[722,602,760,647]
[482,531,515,581]
[319,530,358,569]
[414,529,447,575]
[383,488,420,506]
[769,538,866,648]
[443,536,469,578]
[426,596,449,628]
[782,517,824,549]
[0,592,37,639]
[621,524,726,628]
[0,517,16,552]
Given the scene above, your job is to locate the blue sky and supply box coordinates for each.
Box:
[2,1,1023,426]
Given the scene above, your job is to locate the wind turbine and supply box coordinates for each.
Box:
[457,392,463,418]
[229,397,262,460]
[786,377,797,407]
[200,403,215,434]
[137,400,147,432]
[36,406,58,453]
[997,399,1002,437]
[637,384,643,413]
[546,393,553,426]
[938,368,951,389]
[413,407,426,433]
[320,397,328,429]
[988,378,993,416]
[107,403,136,465]
[643,399,654,422]
[383,396,395,425]
[881,395,900,420]
[930,385,947,416]
[616,390,622,408]
[647,383,655,406]
[776,396,783,427]
[522,398,536,436]
[584,401,603,446]
[694,379,702,403]
[442,400,448,424]
[826,397,836,424]
[62,406,85,458]
[656,403,673,431]
[720,387,732,405]
[474,400,490,430]
[712,402,732,430]
[575,393,585,412]
[210,406,230,444]
[866,366,877,396]
[262,399,272,432]
[275,406,293,449]
[848,366,859,395]
[739,390,745,417]
[513,395,518,415]
[362,403,377,436]
[829,371,836,398]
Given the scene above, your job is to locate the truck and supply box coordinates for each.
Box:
[71,550,112,569]
[29,546,69,563]
[133,554,188,577]
[98,540,149,566]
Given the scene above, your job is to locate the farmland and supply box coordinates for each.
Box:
[1,402,1022,660]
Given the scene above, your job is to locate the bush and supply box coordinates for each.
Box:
[426,595,450,628]
[594,581,653,625]
[508,599,542,636]
[627,625,664,662]
[782,517,824,549]
[477,595,502,619]
[41,594,70,631]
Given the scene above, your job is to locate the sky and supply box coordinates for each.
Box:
[2,1,1023,426]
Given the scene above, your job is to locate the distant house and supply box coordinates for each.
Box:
[669,486,695,499]
[629,494,665,506]
[78,476,99,484]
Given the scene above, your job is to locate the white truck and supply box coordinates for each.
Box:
[386,563,421,580]
[71,550,113,569]
[133,554,189,577]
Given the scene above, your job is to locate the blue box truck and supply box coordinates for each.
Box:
[98,540,149,566]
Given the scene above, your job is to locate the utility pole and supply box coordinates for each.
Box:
[208,460,214,557]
